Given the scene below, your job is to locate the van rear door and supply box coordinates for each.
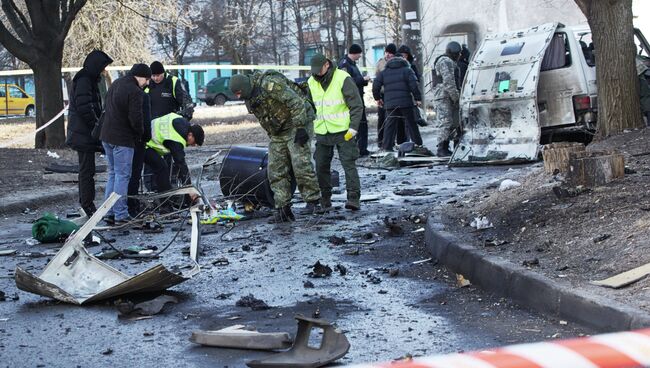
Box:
[450,23,558,165]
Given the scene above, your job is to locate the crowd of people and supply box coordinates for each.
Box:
[64,42,471,225]
[66,52,203,226]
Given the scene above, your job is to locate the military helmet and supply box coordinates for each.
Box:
[446,41,462,59]
[230,74,253,99]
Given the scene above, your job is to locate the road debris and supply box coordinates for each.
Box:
[308,261,332,278]
[484,238,508,247]
[335,264,347,276]
[522,258,540,267]
[118,295,179,318]
[327,235,346,245]
[470,216,493,230]
[236,294,272,311]
[190,325,292,350]
[456,274,471,288]
[246,315,350,368]
[498,179,522,192]
[0,249,17,256]
[592,262,650,289]
[303,280,315,288]
[394,188,431,196]
[412,258,432,265]
[383,217,404,236]
[592,234,611,243]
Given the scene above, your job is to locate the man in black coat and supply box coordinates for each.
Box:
[65,50,113,216]
[372,54,423,151]
[100,64,150,225]
[338,44,370,156]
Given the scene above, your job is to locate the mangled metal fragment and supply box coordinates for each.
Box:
[15,192,201,305]
[247,315,350,368]
[190,325,292,350]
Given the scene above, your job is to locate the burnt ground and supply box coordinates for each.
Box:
[441,127,650,316]
[0,119,593,366]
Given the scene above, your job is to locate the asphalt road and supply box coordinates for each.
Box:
[0,158,592,367]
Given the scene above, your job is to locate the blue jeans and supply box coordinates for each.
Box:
[102,143,134,220]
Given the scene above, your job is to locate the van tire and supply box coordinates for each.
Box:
[205,98,216,106]
[215,94,227,106]
[25,105,35,117]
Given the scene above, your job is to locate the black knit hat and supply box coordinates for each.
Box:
[348,43,363,54]
[189,124,205,146]
[385,43,397,55]
[130,63,152,78]
[397,45,412,56]
[150,61,165,75]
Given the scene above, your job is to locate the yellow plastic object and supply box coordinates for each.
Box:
[344,131,353,141]
[200,209,244,224]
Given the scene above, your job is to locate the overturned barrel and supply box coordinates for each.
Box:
[219,146,295,208]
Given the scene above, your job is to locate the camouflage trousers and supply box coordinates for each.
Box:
[267,129,321,208]
[434,98,460,143]
[314,131,360,202]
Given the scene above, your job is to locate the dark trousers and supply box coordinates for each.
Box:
[144,148,172,192]
[77,151,97,215]
[382,106,423,150]
[356,102,369,155]
[127,143,145,216]
[377,107,386,144]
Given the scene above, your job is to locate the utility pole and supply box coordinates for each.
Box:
[400,0,424,99]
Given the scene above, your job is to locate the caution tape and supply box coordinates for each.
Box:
[344,329,650,368]
[0,105,68,148]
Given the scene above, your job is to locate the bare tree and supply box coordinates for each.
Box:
[574,0,643,137]
[0,0,87,148]
[152,0,199,79]
[359,0,401,45]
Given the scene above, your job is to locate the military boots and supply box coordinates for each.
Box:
[300,200,325,215]
[268,205,295,224]
[436,140,453,157]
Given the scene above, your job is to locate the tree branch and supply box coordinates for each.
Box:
[1,0,33,43]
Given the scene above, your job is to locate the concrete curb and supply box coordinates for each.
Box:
[425,217,650,331]
[0,164,206,215]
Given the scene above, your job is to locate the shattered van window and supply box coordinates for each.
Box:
[501,42,525,56]
[577,32,595,67]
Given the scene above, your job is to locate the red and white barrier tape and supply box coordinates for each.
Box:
[345,329,650,368]
[0,105,68,148]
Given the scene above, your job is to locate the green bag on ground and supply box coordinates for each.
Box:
[31,213,80,243]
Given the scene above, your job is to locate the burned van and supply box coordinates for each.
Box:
[450,22,650,165]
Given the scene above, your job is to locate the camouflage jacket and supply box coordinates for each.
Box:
[246,71,313,137]
[433,55,460,103]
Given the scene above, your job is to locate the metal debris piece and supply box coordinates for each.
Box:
[0,249,17,256]
[14,193,201,305]
[190,325,292,350]
[236,294,272,311]
[308,261,332,278]
[592,262,650,289]
[119,295,179,317]
[246,315,350,368]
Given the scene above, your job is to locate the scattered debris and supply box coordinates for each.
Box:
[308,261,333,278]
[31,213,79,243]
[100,348,113,356]
[592,262,650,289]
[212,257,230,266]
[46,151,60,159]
[412,258,432,265]
[216,293,234,300]
[303,281,315,288]
[456,274,471,288]
[484,238,508,247]
[344,248,360,256]
[522,258,540,267]
[246,315,350,368]
[328,235,346,245]
[236,294,272,311]
[0,249,17,256]
[498,179,522,192]
[388,268,399,277]
[411,228,425,233]
[335,264,347,276]
[383,217,404,236]
[552,185,589,199]
[394,188,431,196]
[367,275,381,284]
[592,234,611,243]
[0,291,5,301]
[470,216,493,230]
[118,295,179,318]
[190,325,292,350]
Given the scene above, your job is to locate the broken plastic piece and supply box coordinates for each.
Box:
[14,193,200,305]
[246,315,350,368]
[190,325,292,350]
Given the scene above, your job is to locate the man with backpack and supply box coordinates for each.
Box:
[229,71,323,223]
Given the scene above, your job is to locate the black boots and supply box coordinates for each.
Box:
[268,205,295,223]
[300,200,325,215]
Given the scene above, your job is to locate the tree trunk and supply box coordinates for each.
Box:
[32,60,65,148]
[583,0,643,137]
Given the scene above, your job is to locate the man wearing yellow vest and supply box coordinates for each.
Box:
[147,61,194,120]
[144,112,204,201]
[308,54,364,211]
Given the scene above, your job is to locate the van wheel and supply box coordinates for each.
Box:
[215,94,227,106]
[25,105,35,117]
[205,98,216,106]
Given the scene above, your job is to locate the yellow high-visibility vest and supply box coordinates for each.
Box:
[308,69,351,135]
[144,74,179,97]
[146,112,186,155]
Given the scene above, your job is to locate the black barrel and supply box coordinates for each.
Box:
[219,146,295,208]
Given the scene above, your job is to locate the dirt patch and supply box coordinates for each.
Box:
[440,128,650,314]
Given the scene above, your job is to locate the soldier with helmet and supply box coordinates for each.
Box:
[433,41,462,157]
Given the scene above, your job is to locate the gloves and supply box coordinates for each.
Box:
[344,128,357,141]
[180,105,194,121]
[294,128,310,146]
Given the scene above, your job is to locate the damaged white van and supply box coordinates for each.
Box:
[450,22,650,165]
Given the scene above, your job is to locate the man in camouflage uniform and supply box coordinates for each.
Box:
[433,41,461,157]
[230,71,322,223]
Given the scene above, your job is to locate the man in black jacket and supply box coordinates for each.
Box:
[65,50,113,216]
[147,61,194,120]
[338,44,370,156]
[100,64,150,225]
[372,54,423,151]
